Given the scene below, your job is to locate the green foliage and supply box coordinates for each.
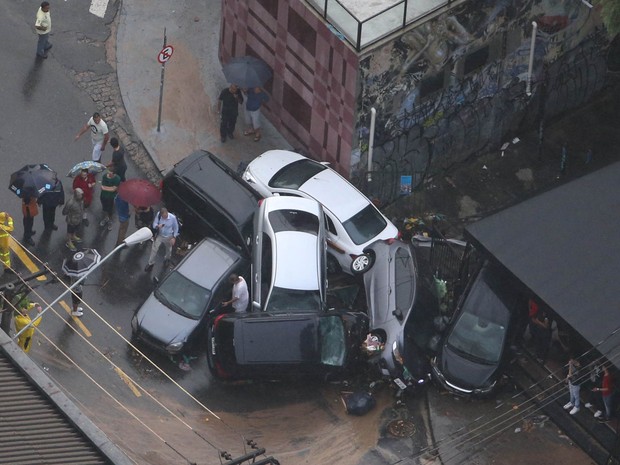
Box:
[597,0,620,36]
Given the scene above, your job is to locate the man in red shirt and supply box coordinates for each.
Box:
[594,366,614,422]
[72,169,95,226]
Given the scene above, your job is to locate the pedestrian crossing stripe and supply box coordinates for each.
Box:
[59,300,92,337]
[8,237,46,281]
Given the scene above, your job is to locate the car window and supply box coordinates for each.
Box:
[319,315,346,366]
[268,209,319,234]
[324,213,337,235]
[269,159,327,189]
[266,287,322,313]
[260,233,273,305]
[447,312,506,364]
[342,204,388,245]
[394,246,416,321]
[155,271,211,319]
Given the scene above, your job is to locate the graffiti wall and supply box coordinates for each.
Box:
[355,0,608,198]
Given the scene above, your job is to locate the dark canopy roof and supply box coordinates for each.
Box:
[465,162,620,367]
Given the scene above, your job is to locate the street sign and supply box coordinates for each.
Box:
[157,45,174,64]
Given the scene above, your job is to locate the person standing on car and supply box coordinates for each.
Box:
[218,84,243,143]
[222,274,249,312]
[144,208,179,272]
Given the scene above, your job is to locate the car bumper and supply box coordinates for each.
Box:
[430,357,496,398]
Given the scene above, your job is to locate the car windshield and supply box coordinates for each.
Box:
[268,209,319,234]
[266,287,322,313]
[319,315,346,366]
[155,271,211,319]
[269,159,327,189]
[342,204,388,245]
[447,312,506,364]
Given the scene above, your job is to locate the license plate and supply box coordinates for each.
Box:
[394,378,407,390]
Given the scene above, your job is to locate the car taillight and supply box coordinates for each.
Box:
[159,180,164,190]
[258,198,264,206]
[384,238,396,245]
[213,313,226,329]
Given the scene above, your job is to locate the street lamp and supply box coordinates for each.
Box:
[14,227,153,339]
[526,21,538,96]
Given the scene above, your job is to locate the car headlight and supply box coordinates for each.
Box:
[166,341,184,353]
[473,381,497,396]
[392,341,404,365]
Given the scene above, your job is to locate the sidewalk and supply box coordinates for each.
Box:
[116,0,290,174]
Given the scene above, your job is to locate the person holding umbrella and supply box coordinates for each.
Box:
[243,87,269,142]
[38,179,64,232]
[217,84,243,143]
[22,195,38,247]
[72,169,96,226]
[62,188,84,251]
[0,212,14,272]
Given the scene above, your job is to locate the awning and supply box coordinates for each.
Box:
[465,162,620,368]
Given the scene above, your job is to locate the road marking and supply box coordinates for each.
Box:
[9,237,46,281]
[59,301,92,337]
[89,0,109,18]
[114,367,142,397]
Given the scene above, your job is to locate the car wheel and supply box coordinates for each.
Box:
[350,250,375,275]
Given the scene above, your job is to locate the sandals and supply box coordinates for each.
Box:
[254,134,261,142]
[244,130,254,136]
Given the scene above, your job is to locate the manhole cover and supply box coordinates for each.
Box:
[387,419,416,438]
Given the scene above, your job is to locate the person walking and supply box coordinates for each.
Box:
[564,356,583,415]
[34,2,52,59]
[144,208,179,272]
[13,297,43,353]
[22,195,38,247]
[109,137,127,182]
[218,84,243,143]
[74,112,109,163]
[72,169,95,226]
[243,87,269,142]
[115,195,130,246]
[99,167,120,230]
[222,274,249,312]
[62,188,84,251]
[38,180,64,231]
[0,212,15,273]
[69,276,84,317]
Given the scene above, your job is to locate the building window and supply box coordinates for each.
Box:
[288,7,316,55]
[283,82,311,130]
[419,73,445,99]
[463,46,489,75]
[257,0,278,19]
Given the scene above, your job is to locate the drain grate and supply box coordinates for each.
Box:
[387,419,416,438]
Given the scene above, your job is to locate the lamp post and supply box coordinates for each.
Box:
[14,227,153,340]
[526,21,538,96]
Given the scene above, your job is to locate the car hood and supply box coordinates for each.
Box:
[135,294,198,346]
[439,344,499,391]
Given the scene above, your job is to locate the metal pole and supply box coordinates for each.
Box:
[14,242,127,339]
[526,21,537,96]
[367,107,376,182]
[156,28,167,132]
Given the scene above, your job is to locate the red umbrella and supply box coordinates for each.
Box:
[117,178,161,207]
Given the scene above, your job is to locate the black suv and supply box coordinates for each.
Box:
[162,151,262,256]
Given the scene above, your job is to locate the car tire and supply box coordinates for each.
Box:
[350,250,375,275]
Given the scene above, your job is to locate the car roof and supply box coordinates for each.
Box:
[233,314,320,363]
[250,150,369,221]
[273,231,320,290]
[170,151,261,226]
[177,237,244,288]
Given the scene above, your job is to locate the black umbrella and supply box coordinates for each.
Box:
[222,56,272,88]
[62,248,101,278]
[9,164,58,198]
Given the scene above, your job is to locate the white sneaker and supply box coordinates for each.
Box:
[594,410,603,418]
[563,402,574,410]
[569,407,580,415]
[71,307,84,317]
[584,402,593,408]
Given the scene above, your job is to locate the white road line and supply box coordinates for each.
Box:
[89,0,109,18]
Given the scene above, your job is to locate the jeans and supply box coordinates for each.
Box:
[37,33,50,57]
[569,382,581,408]
[603,395,613,418]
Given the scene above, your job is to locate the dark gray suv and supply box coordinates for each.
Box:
[161,151,261,256]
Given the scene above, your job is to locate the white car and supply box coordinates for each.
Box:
[243,150,399,274]
[252,196,328,313]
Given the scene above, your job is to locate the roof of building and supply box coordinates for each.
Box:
[465,162,620,367]
[0,331,132,465]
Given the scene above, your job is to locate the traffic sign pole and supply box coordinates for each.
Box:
[157,28,168,132]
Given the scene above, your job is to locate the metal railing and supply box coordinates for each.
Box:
[305,0,453,51]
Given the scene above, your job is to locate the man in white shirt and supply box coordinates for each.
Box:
[223,274,249,312]
[35,2,52,59]
[74,112,110,162]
